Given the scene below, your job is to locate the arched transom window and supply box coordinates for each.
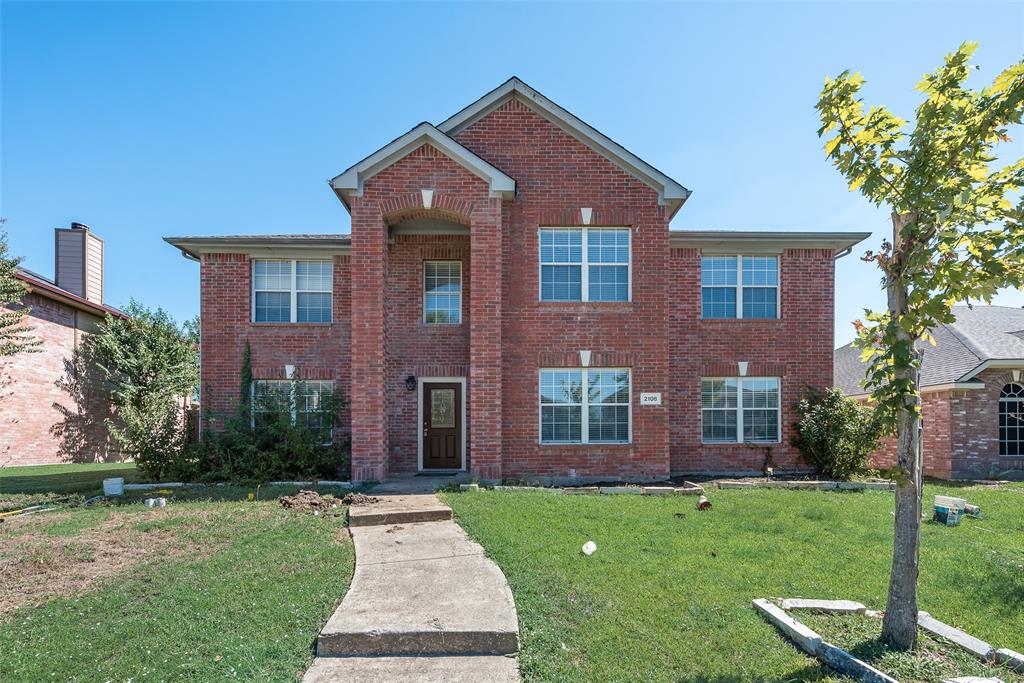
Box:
[999,383,1024,456]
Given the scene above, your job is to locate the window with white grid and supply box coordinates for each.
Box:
[251,379,335,444]
[540,228,630,302]
[1000,383,1024,456]
[701,255,778,319]
[424,261,462,324]
[540,368,631,444]
[701,377,779,443]
[253,259,332,323]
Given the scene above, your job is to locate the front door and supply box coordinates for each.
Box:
[422,382,462,470]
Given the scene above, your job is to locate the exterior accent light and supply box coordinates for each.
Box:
[405,375,417,391]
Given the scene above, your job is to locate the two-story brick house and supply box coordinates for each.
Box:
[167,78,868,483]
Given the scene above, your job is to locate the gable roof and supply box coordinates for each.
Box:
[329,122,516,211]
[834,305,1024,396]
[438,77,691,218]
[14,267,127,320]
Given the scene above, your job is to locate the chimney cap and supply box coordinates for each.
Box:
[70,222,89,231]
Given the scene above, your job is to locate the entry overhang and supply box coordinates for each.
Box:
[329,122,516,213]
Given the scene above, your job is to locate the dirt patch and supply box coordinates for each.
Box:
[280,489,346,514]
[0,508,214,614]
[341,492,379,506]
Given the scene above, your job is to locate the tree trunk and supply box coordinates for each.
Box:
[881,211,923,651]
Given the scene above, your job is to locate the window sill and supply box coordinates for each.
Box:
[701,441,781,446]
[249,322,334,327]
[699,318,782,323]
[539,441,632,447]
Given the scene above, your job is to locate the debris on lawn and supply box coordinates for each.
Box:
[280,489,339,514]
[582,541,597,556]
[341,492,380,506]
[933,495,983,526]
[696,495,712,511]
[144,498,167,509]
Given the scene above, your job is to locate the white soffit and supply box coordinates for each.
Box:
[437,78,691,216]
[330,122,515,205]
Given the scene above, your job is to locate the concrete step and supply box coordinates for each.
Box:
[303,655,519,682]
[349,495,453,527]
[318,519,519,657]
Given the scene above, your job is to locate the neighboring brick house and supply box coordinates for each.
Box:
[1,223,126,466]
[835,305,1024,480]
[167,78,867,483]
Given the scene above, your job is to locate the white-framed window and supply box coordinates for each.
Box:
[701,377,780,443]
[539,228,630,302]
[252,379,335,443]
[539,368,631,444]
[252,259,332,323]
[423,261,462,324]
[999,383,1024,456]
[701,255,778,319]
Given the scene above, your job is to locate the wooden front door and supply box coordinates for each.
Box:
[422,382,462,470]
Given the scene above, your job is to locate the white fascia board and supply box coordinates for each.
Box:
[164,237,351,260]
[956,359,1024,382]
[842,381,986,399]
[437,78,691,215]
[670,231,871,255]
[329,122,515,202]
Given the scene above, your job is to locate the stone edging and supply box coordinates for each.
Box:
[468,482,706,496]
[719,480,896,491]
[754,597,1024,680]
[123,480,353,491]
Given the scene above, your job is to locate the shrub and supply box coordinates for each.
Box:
[792,387,884,480]
[175,384,350,483]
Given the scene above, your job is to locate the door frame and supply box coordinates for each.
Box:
[417,376,467,471]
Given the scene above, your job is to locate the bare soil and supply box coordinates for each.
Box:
[0,508,216,613]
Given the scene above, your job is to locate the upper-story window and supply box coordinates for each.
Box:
[539,228,630,302]
[253,259,332,323]
[424,261,462,324]
[701,255,778,319]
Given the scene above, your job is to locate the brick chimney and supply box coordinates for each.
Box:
[55,222,104,305]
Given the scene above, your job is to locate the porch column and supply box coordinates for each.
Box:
[349,200,388,482]
[469,198,503,481]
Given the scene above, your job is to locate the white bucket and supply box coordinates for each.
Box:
[103,477,125,496]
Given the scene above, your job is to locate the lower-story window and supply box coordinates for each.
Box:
[701,377,780,443]
[252,379,335,444]
[540,368,631,444]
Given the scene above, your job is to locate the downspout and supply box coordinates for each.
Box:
[834,246,853,260]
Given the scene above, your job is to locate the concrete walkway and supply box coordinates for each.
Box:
[304,486,520,682]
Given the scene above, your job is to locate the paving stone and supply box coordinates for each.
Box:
[459,484,480,491]
[348,494,453,527]
[918,612,995,662]
[562,486,599,495]
[996,648,1024,673]
[718,481,756,489]
[599,486,641,495]
[942,677,1003,683]
[781,599,867,614]
[303,655,519,682]
[674,486,704,495]
[641,486,675,495]
[818,642,899,683]
[752,598,822,655]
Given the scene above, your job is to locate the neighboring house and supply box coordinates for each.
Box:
[0,223,126,466]
[835,305,1024,480]
[167,77,868,484]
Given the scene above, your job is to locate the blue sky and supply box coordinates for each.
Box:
[2,1,1022,345]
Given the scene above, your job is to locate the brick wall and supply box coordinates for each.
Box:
[198,253,351,443]
[668,248,836,475]
[870,390,953,479]
[0,293,119,465]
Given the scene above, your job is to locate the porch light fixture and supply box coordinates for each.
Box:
[405,375,417,391]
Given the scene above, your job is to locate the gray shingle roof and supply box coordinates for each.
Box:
[834,305,1024,395]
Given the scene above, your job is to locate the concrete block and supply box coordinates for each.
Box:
[562,487,599,495]
[459,484,480,491]
[348,495,453,527]
[752,598,822,655]
[818,642,899,683]
[718,481,756,489]
[599,486,641,495]
[918,612,995,662]
[781,599,867,614]
[303,655,520,682]
[942,678,1004,683]
[838,482,866,490]
[641,486,675,495]
[674,486,704,496]
[996,648,1024,673]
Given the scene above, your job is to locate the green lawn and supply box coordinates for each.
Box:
[0,461,143,499]
[442,484,1024,682]
[0,466,355,682]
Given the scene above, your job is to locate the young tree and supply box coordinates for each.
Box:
[817,44,1024,649]
[89,300,199,479]
[0,228,40,358]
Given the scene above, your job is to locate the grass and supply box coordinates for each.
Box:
[800,612,1021,682]
[0,461,143,500]
[0,464,355,682]
[441,483,1024,682]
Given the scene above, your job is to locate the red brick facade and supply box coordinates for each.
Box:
[870,368,1024,480]
[190,88,853,484]
[0,292,120,466]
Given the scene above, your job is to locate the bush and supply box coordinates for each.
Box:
[172,386,350,483]
[792,387,884,480]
